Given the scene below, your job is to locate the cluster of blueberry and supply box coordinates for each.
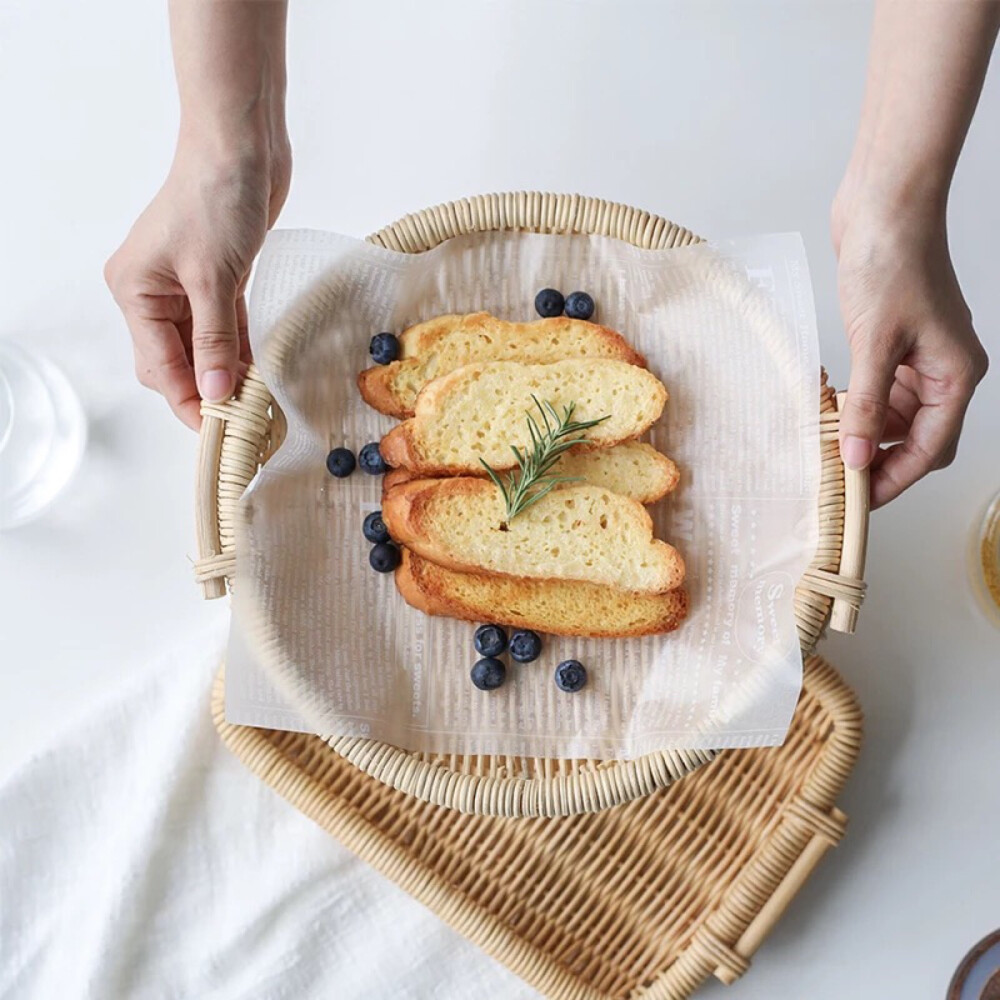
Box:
[326,442,389,479]
[324,331,403,478]
[324,329,399,571]
[471,624,587,693]
[534,288,595,321]
[362,509,400,573]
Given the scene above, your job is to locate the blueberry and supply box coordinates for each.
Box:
[363,510,391,544]
[359,442,390,475]
[474,624,508,658]
[471,657,506,691]
[509,629,542,663]
[326,447,356,478]
[554,659,587,692]
[534,288,565,318]
[564,291,595,321]
[369,542,401,573]
[369,332,400,365]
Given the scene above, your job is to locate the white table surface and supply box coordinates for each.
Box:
[2,2,998,997]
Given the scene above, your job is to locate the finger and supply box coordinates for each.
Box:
[236,294,252,366]
[128,317,202,430]
[186,273,240,403]
[881,408,910,444]
[938,437,959,469]
[870,398,968,508]
[881,381,921,442]
[840,332,908,470]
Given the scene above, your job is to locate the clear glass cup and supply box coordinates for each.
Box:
[0,340,87,529]
[970,490,1000,628]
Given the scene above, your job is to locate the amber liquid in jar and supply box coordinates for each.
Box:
[971,491,1000,626]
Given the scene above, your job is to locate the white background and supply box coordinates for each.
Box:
[1,1,998,997]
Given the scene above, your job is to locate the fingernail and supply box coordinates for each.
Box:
[200,369,234,402]
[842,435,874,470]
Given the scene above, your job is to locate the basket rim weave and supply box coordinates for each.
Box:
[193,191,870,818]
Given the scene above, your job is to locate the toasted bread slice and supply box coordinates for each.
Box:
[382,478,685,593]
[395,549,689,637]
[358,312,648,417]
[380,359,667,476]
[382,440,679,505]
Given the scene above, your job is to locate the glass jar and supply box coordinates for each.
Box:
[970,491,1000,627]
[0,340,87,529]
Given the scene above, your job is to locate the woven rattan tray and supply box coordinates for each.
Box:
[210,652,861,999]
[194,193,870,817]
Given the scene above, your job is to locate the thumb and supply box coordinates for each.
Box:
[188,275,240,403]
[840,332,904,470]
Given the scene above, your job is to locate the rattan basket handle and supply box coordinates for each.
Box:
[829,392,870,633]
[195,411,228,599]
[193,366,275,599]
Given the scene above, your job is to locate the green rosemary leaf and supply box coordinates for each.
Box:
[543,399,563,430]
[480,458,509,502]
[535,396,554,436]
[526,414,543,452]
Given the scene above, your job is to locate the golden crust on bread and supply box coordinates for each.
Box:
[395,549,689,637]
[358,312,648,418]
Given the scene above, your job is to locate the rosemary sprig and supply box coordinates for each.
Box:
[480,396,610,524]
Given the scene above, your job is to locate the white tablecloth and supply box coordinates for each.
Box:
[0,624,534,1000]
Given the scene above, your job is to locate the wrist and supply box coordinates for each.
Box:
[176,107,289,181]
[179,86,286,157]
[833,148,949,254]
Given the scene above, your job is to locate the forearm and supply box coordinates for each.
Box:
[169,0,289,166]
[841,0,999,222]
[833,1,993,503]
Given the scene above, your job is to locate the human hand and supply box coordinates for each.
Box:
[832,198,988,508]
[105,142,290,429]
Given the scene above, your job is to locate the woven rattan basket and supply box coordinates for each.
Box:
[194,193,870,818]
[210,652,862,999]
